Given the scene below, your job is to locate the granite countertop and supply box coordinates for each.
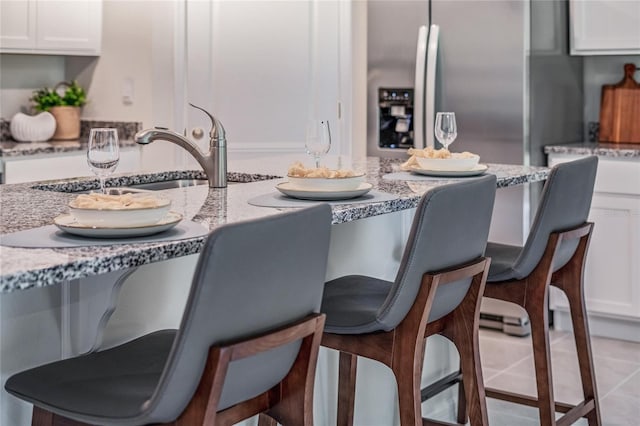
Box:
[0,138,138,158]
[0,158,549,292]
[544,142,640,158]
[0,120,142,158]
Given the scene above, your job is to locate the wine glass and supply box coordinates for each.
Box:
[87,128,120,194]
[305,119,331,168]
[434,112,457,150]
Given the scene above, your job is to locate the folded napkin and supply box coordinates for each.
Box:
[0,220,209,248]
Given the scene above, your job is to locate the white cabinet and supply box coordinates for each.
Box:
[569,0,640,55]
[181,0,342,162]
[548,153,640,342]
[2,148,140,184]
[0,0,101,55]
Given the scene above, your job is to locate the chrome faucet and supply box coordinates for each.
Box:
[134,103,227,188]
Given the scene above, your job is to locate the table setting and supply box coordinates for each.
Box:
[1,128,209,248]
[248,118,399,208]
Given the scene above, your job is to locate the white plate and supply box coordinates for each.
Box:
[276,182,373,201]
[415,154,480,171]
[53,212,183,238]
[410,164,489,177]
[286,174,365,191]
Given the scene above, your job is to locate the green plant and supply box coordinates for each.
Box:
[31,81,87,112]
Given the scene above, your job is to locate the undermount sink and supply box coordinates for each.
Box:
[31,172,277,194]
[124,179,210,191]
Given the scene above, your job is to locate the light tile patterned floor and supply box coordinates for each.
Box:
[423,328,640,425]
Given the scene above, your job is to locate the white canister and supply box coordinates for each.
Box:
[10,112,57,142]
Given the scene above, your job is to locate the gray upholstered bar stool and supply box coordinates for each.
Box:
[320,175,497,426]
[482,156,601,425]
[5,205,332,426]
[426,157,601,425]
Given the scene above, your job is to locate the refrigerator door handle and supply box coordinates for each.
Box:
[425,24,440,149]
[413,25,428,149]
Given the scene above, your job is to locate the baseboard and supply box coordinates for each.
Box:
[553,310,640,343]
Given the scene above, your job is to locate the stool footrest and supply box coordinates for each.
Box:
[420,370,463,402]
[556,400,596,426]
[422,417,463,426]
[486,388,596,425]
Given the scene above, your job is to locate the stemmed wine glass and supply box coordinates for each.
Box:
[305,119,331,168]
[434,112,457,150]
[87,128,120,194]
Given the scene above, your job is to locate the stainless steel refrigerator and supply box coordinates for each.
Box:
[366,0,584,335]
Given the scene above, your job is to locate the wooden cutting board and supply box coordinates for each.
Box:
[599,63,640,144]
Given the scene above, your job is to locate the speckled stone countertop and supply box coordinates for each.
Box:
[0,158,549,292]
[544,142,640,159]
[0,138,138,158]
[0,120,142,158]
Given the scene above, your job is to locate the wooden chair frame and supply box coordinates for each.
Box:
[31,313,326,426]
[482,222,601,426]
[423,222,602,426]
[321,257,491,426]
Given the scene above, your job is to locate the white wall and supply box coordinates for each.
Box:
[0,1,159,129]
[0,55,66,118]
[66,0,155,128]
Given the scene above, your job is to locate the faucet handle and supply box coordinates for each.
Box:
[188,103,226,146]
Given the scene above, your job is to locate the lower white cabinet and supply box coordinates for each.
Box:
[2,148,141,184]
[548,153,640,342]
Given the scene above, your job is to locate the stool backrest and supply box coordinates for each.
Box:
[377,175,497,329]
[145,204,332,420]
[514,156,598,279]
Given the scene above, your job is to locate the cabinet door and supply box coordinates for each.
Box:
[36,0,101,54]
[552,193,640,319]
[570,0,640,55]
[181,0,341,163]
[0,0,36,49]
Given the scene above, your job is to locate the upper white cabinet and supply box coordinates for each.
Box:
[570,0,640,55]
[0,0,102,55]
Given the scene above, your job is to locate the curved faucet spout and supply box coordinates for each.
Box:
[134,127,227,188]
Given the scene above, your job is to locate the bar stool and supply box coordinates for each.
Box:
[423,156,601,425]
[5,204,332,426]
[320,175,497,426]
[483,156,601,425]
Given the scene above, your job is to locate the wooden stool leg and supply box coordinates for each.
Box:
[32,407,54,426]
[451,291,489,424]
[258,413,278,426]
[562,282,602,425]
[337,351,357,426]
[392,350,424,426]
[32,407,91,426]
[528,302,557,426]
[456,369,468,424]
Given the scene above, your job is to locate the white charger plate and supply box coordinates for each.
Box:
[53,212,183,238]
[276,182,373,201]
[410,164,489,177]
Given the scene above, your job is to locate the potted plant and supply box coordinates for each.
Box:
[31,81,87,140]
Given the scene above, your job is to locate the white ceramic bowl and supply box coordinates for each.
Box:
[68,198,172,228]
[287,174,365,191]
[10,112,56,142]
[416,154,480,171]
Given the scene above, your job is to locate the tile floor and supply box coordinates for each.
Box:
[423,328,640,425]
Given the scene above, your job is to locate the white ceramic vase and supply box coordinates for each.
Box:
[10,112,57,142]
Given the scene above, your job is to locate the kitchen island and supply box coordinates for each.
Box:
[0,158,549,425]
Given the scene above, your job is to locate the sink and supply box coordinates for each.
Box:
[31,172,278,194]
[124,179,209,191]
